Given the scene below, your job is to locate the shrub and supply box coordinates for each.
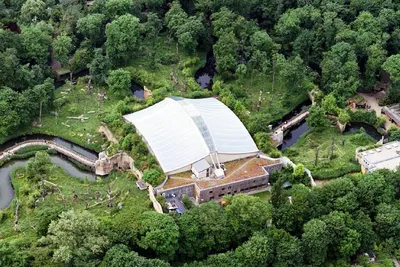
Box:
[182,195,194,209]
[143,169,162,186]
[14,145,48,155]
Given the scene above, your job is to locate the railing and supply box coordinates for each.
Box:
[272,110,309,133]
[0,140,96,166]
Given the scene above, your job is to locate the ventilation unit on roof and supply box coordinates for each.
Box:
[386,145,392,149]
[393,143,399,147]
[376,148,382,152]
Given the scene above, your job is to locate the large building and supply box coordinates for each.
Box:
[124,96,259,175]
[124,96,281,203]
[357,141,400,173]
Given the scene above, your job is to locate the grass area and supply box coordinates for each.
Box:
[0,163,151,244]
[125,37,206,93]
[224,72,309,124]
[283,127,376,179]
[252,191,271,201]
[0,80,120,152]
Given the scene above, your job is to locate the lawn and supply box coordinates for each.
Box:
[0,81,121,152]
[283,127,376,179]
[252,191,271,201]
[0,163,151,244]
[223,72,309,124]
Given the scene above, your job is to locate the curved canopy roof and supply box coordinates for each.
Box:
[123,97,258,173]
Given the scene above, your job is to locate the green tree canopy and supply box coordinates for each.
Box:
[321,42,359,99]
[106,69,131,98]
[53,34,73,66]
[44,210,109,265]
[105,14,141,64]
[137,211,180,261]
[77,14,106,45]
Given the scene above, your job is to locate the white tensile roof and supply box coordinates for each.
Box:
[123,97,259,174]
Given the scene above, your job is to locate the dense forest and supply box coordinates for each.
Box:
[1,0,400,266]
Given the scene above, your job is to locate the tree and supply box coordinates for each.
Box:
[106,69,131,98]
[267,227,303,267]
[0,87,20,136]
[338,109,350,124]
[142,169,162,186]
[77,14,106,45]
[321,211,361,260]
[225,194,272,242]
[293,163,305,179]
[0,242,31,267]
[321,42,359,99]
[364,44,386,89]
[302,219,329,266]
[105,14,141,64]
[89,48,111,85]
[165,1,188,37]
[234,234,273,266]
[276,54,306,91]
[53,34,73,66]
[383,54,400,83]
[254,132,275,154]
[101,244,170,267]
[20,0,47,24]
[321,94,338,115]
[137,211,179,260]
[177,202,232,260]
[36,207,63,237]
[26,151,51,181]
[71,48,93,72]
[176,16,205,51]
[105,0,133,19]
[355,172,395,215]
[375,203,400,245]
[213,31,238,78]
[21,26,52,65]
[44,210,108,265]
[32,78,54,123]
[307,106,330,131]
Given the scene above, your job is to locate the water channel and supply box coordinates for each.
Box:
[195,51,216,90]
[0,155,96,210]
[0,134,99,209]
[0,134,98,160]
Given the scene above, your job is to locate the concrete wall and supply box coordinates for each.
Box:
[198,174,269,203]
[158,184,196,199]
[148,185,163,213]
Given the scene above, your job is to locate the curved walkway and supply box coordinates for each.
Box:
[0,140,96,167]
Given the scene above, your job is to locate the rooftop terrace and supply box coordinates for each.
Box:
[162,157,279,190]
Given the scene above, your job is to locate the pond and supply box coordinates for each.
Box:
[0,155,96,210]
[344,122,382,141]
[0,134,98,160]
[195,51,216,90]
[130,80,145,100]
[280,120,309,150]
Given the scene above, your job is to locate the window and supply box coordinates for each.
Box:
[209,190,213,194]
[221,187,225,190]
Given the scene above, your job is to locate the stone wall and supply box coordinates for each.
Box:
[95,152,143,180]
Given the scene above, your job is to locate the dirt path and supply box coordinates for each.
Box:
[358,92,395,129]
[98,124,118,143]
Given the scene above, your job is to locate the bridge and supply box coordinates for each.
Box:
[271,110,309,147]
[0,140,96,168]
